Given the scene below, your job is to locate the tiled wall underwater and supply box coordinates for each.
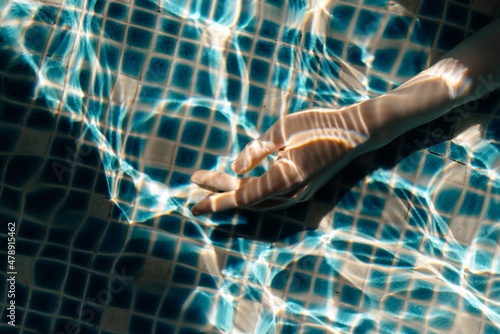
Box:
[1,0,500,333]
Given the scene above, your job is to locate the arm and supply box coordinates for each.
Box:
[190,19,500,216]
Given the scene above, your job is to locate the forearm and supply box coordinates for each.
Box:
[368,18,500,146]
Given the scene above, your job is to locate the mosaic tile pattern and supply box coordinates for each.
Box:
[1,0,500,333]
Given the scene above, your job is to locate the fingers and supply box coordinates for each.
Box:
[192,159,303,216]
[191,170,253,192]
[231,122,285,174]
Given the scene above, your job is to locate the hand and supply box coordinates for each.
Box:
[190,102,378,216]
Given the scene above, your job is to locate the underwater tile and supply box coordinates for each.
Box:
[206,126,229,151]
[330,5,355,33]
[255,40,275,58]
[178,41,199,61]
[445,2,468,26]
[172,265,197,285]
[436,24,464,51]
[469,10,492,32]
[139,85,162,104]
[418,0,444,18]
[122,49,145,78]
[250,58,270,83]
[182,23,201,40]
[360,194,385,217]
[108,2,128,20]
[200,152,218,170]
[355,9,382,37]
[181,120,206,146]
[161,17,181,35]
[129,315,153,334]
[196,70,214,96]
[35,5,58,24]
[169,171,191,187]
[410,19,439,46]
[4,156,42,188]
[134,291,161,315]
[281,27,302,45]
[172,63,193,89]
[99,42,121,71]
[226,78,242,101]
[127,26,152,49]
[104,20,126,42]
[459,191,484,216]
[175,146,198,168]
[24,312,52,333]
[266,0,283,8]
[434,185,461,213]
[237,34,253,52]
[270,269,289,290]
[398,50,428,77]
[18,219,47,241]
[131,9,156,28]
[410,280,434,301]
[372,48,398,73]
[382,296,404,313]
[158,115,180,140]
[155,34,177,55]
[341,285,362,306]
[259,20,279,39]
[34,259,66,290]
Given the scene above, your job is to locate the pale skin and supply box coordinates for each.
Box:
[190,19,500,216]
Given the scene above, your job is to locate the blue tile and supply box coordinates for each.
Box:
[161,18,181,35]
[361,194,385,217]
[184,292,213,325]
[289,272,311,293]
[271,269,289,290]
[445,3,468,26]
[449,142,467,164]
[131,9,156,28]
[206,127,228,150]
[259,20,279,39]
[487,197,500,221]
[104,20,125,42]
[355,10,382,36]
[459,192,484,216]
[398,50,428,77]
[341,285,362,306]
[255,40,275,58]
[373,48,398,73]
[172,265,197,284]
[181,121,206,146]
[437,24,464,51]
[34,259,66,290]
[29,290,59,313]
[155,34,176,55]
[178,41,198,60]
[122,49,145,78]
[127,27,152,48]
[129,315,153,334]
[250,58,270,82]
[435,186,461,213]
[281,27,302,45]
[237,34,253,51]
[159,287,191,321]
[411,280,434,300]
[25,312,52,332]
[35,6,58,24]
[108,2,128,20]
[172,63,193,89]
[330,5,355,33]
[197,70,214,96]
[418,0,444,18]
[182,24,201,40]
[134,290,161,315]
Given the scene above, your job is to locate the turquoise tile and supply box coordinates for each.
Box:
[172,63,193,89]
[131,9,156,28]
[161,17,181,35]
[158,115,180,140]
[172,265,197,284]
[418,0,444,18]
[355,10,382,37]
[58,8,78,27]
[178,41,198,60]
[266,0,283,8]
[34,259,66,290]
[155,34,177,55]
[182,23,201,40]
[249,58,270,82]
[384,15,411,39]
[25,312,52,332]
[175,146,198,168]
[459,192,484,216]
[435,186,461,213]
[135,0,157,10]
[196,70,214,96]
[281,27,302,45]
[35,5,58,24]
[341,285,362,306]
[139,85,162,104]
[104,20,126,42]
[169,171,190,187]
[330,5,355,33]
[129,315,153,334]
[206,127,228,151]
[99,43,120,71]
[127,27,152,48]
[361,194,385,217]
[255,40,275,58]
[398,50,428,77]
[85,13,102,35]
[372,48,398,73]
[24,24,49,52]
[121,49,145,77]
[271,269,290,290]
[236,34,253,51]
[445,3,468,26]
[436,24,464,51]
[259,19,279,39]
[108,2,128,20]
[410,280,434,301]
[181,120,206,146]
[200,152,218,169]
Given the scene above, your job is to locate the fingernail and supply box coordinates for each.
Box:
[231,161,242,173]
[191,207,200,216]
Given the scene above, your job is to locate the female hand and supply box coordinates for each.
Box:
[190,102,379,216]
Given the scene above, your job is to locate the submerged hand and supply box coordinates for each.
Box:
[190,103,377,216]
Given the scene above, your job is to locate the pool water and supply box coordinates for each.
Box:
[1,0,500,333]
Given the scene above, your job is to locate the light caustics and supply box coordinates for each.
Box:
[2,0,500,333]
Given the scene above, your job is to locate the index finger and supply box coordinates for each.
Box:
[191,158,303,216]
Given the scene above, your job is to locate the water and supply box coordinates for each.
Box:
[1,0,500,333]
